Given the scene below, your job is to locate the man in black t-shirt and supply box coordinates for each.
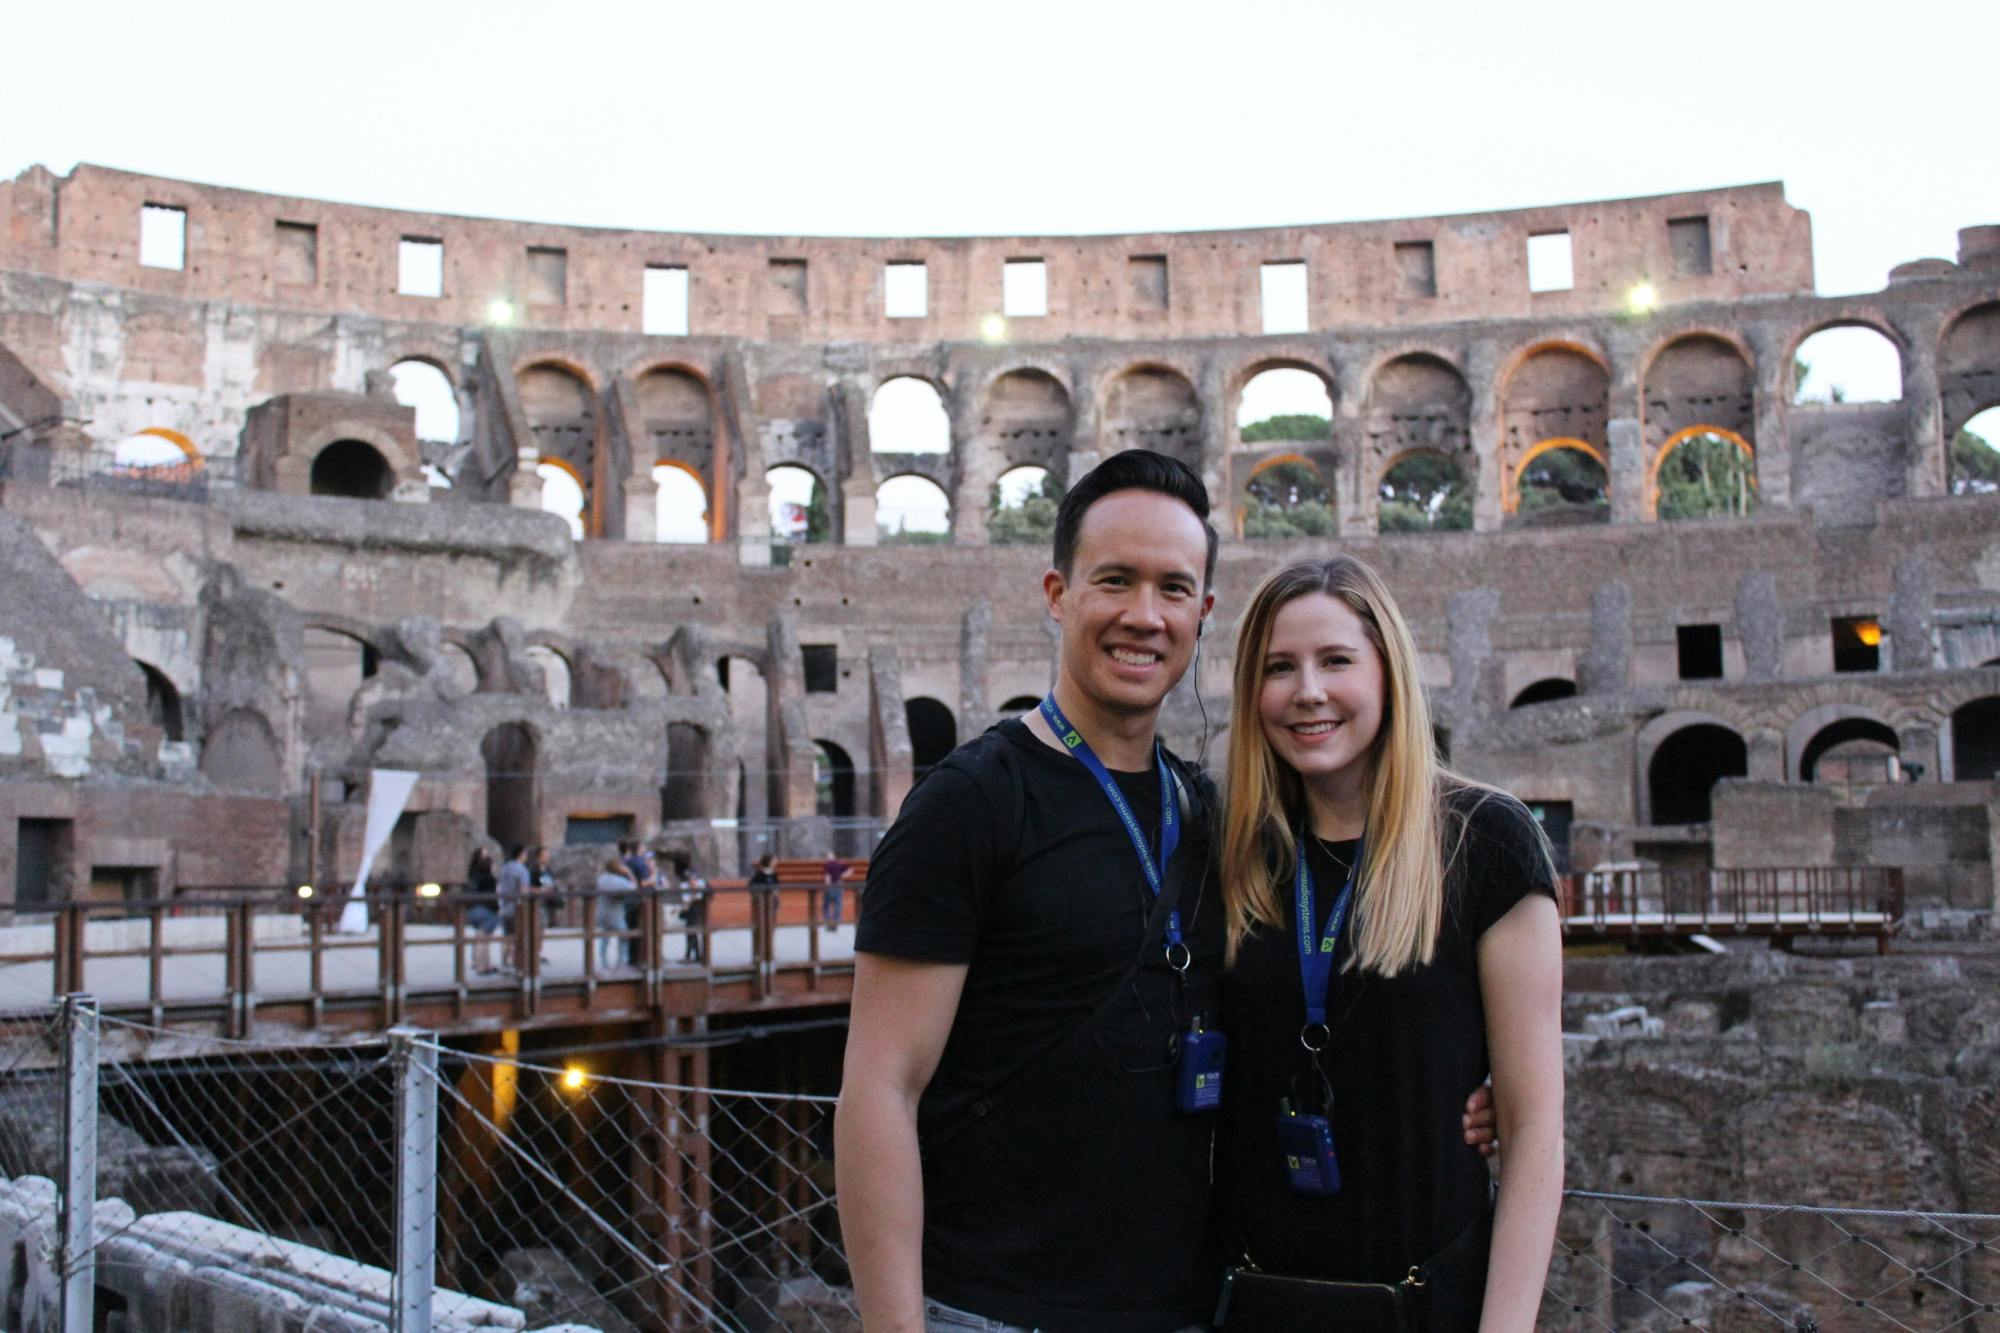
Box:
[837,451,1222,1333]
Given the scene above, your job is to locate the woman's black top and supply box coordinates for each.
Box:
[1215,789,1554,1317]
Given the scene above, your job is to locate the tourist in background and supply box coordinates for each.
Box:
[496,845,530,973]
[749,851,779,968]
[670,851,709,964]
[821,851,848,932]
[1212,555,1563,1332]
[466,847,502,975]
[620,840,657,967]
[594,856,636,970]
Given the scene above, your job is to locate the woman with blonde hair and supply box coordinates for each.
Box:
[1211,555,1564,1332]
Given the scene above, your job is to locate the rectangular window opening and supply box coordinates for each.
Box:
[1527,231,1573,293]
[1524,801,1575,875]
[398,237,444,297]
[1128,255,1169,312]
[274,221,318,286]
[802,644,839,694]
[1831,616,1882,674]
[885,262,928,319]
[565,814,635,846]
[1676,624,1724,681]
[1669,215,1713,277]
[643,265,690,336]
[1003,259,1048,317]
[768,259,808,316]
[15,818,72,907]
[1394,241,1437,298]
[527,246,568,305]
[1260,260,1309,334]
[139,204,186,271]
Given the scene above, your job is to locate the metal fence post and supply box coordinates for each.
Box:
[389,1026,438,1333]
[58,993,98,1333]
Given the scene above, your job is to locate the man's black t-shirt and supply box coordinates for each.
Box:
[856,718,1221,1333]
[1214,788,1554,1329]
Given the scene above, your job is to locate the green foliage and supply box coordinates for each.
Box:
[804,476,831,544]
[881,528,952,546]
[1241,459,1335,540]
[987,470,1064,546]
[1517,447,1608,513]
[1657,433,1757,521]
[1241,414,1331,443]
[1378,452,1470,532]
[1951,428,2000,496]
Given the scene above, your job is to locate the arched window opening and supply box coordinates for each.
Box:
[201,709,283,790]
[111,430,203,488]
[1379,452,1470,533]
[1643,336,1753,468]
[906,698,957,778]
[302,627,375,729]
[664,722,709,821]
[388,360,460,444]
[1951,697,2000,782]
[1238,368,1332,442]
[1364,354,1471,459]
[537,461,586,539]
[870,377,951,454]
[136,662,184,742]
[1792,326,1902,405]
[481,723,538,851]
[1104,366,1201,465]
[310,439,394,499]
[1513,445,1608,524]
[989,466,1062,546]
[1648,724,1748,824]
[1799,718,1900,784]
[814,740,857,819]
[1243,457,1335,539]
[877,475,951,544]
[654,464,709,543]
[1951,407,2000,497]
[1656,431,1756,521]
[767,465,829,545]
[1509,678,1577,709]
[526,645,572,709]
[981,371,1073,462]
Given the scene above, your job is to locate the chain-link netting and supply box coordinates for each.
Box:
[1543,1189,2000,1332]
[424,1043,851,1332]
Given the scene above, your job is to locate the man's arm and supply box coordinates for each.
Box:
[835,952,969,1333]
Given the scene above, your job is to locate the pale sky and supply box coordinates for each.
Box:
[13,0,1998,531]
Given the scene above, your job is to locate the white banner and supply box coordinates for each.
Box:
[337,769,420,934]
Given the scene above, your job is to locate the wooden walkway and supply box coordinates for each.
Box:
[1560,865,1904,952]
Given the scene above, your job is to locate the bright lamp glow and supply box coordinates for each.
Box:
[561,1066,588,1092]
[980,314,1007,342]
[1628,283,1659,314]
[417,882,442,898]
[487,300,515,326]
[296,884,315,899]
[1855,621,1883,647]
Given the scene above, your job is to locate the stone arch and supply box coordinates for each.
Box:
[870,375,952,455]
[766,463,828,546]
[388,357,461,447]
[114,426,202,465]
[958,368,1073,543]
[813,739,858,819]
[1510,678,1578,708]
[201,708,283,791]
[309,439,395,499]
[1786,319,1905,405]
[1948,695,2000,782]
[1239,451,1335,540]
[536,457,587,539]
[1230,359,1336,447]
[1799,717,1901,784]
[652,461,710,544]
[300,624,378,734]
[663,721,713,821]
[518,360,599,530]
[525,642,573,709]
[1363,352,1471,458]
[1939,300,2000,440]
[134,660,185,743]
[1649,426,1756,521]
[1505,437,1609,521]
[1784,701,1900,781]
[905,697,957,777]
[1499,343,1611,512]
[635,364,718,537]
[1100,364,1201,467]
[1377,448,1471,534]
[877,472,952,544]
[1637,713,1749,825]
[480,721,540,851]
[1641,332,1754,459]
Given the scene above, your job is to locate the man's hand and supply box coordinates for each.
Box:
[1462,1081,1499,1158]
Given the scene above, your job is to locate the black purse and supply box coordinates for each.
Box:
[1213,1203,1490,1332]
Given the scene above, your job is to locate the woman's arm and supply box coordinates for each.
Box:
[1475,893,1564,1333]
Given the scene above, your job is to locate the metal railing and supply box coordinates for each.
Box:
[1,1005,1994,1332]
[1560,865,1905,951]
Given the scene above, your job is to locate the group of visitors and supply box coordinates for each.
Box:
[836,449,1564,1332]
[463,840,711,972]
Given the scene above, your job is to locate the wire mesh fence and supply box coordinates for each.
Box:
[0,1002,1993,1331]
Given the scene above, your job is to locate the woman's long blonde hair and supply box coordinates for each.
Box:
[1221,555,1459,975]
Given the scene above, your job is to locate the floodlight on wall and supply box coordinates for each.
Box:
[981,314,1007,342]
[1855,620,1883,647]
[487,300,515,326]
[1628,283,1659,314]
[296,884,315,899]
[417,882,442,898]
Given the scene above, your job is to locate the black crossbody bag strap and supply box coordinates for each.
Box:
[920,766,1198,1161]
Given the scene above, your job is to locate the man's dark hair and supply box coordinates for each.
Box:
[506,845,525,862]
[1051,449,1219,588]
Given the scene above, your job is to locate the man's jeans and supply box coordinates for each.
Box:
[923,1296,1205,1332]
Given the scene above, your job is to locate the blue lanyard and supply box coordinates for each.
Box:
[1296,829,1363,1038]
[1038,695,1183,955]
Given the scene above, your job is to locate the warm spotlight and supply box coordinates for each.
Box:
[1855,621,1883,647]
[562,1066,589,1092]
[1628,283,1659,314]
[417,882,443,898]
[980,314,1007,342]
[296,884,315,900]
[487,300,515,325]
